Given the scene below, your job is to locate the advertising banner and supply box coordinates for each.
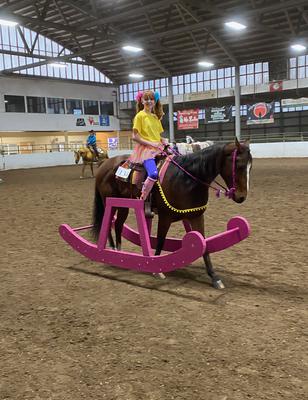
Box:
[247,102,275,125]
[206,106,232,123]
[269,81,283,92]
[177,109,199,130]
[281,98,308,107]
[87,115,100,126]
[108,137,118,150]
[99,115,110,126]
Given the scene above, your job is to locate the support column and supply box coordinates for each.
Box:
[234,65,241,141]
[64,132,69,151]
[167,76,174,143]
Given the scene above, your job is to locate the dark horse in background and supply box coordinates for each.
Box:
[93,139,252,289]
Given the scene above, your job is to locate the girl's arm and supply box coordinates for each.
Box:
[132,129,160,148]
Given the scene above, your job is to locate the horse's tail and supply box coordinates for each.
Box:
[92,186,104,240]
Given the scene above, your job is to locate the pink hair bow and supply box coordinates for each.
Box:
[136,91,143,102]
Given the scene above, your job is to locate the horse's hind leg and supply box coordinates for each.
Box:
[189,216,225,289]
[114,208,129,251]
[203,253,225,290]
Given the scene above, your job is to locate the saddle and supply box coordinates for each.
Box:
[115,160,147,189]
[115,156,167,217]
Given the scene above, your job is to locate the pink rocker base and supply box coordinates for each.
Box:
[59,197,250,274]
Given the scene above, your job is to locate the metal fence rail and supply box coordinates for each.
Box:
[0,132,307,155]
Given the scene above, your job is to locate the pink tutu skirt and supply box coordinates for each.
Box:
[129,143,161,164]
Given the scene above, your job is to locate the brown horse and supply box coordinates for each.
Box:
[74,147,108,178]
[93,139,252,289]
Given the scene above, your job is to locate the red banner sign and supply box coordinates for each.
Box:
[269,81,283,92]
[177,109,199,130]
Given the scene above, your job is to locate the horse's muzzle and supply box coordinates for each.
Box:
[233,195,246,203]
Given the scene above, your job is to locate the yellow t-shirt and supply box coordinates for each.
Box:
[133,110,163,143]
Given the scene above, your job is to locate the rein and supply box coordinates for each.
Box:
[161,146,238,199]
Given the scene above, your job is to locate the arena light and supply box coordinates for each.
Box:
[225,21,247,31]
[198,60,214,68]
[0,18,18,27]
[122,45,143,53]
[290,43,306,52]
[129,73,144,79]
[49,62,67,68]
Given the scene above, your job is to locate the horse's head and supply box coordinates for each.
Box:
[220,138,252,204]
[74,150,81,164]
[186,135,194,144]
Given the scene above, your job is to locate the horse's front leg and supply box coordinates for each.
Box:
[188,215,225,290]
[80,164,86,179]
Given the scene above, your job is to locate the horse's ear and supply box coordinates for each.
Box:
[243,139,250,148]
[235,136,241,149]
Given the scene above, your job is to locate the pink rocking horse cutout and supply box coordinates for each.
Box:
[59,197,250,274]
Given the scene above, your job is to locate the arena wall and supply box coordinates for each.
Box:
[0,143,307,171]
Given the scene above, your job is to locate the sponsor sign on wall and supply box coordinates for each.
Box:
[108,137,118,150]
[206,106,232,123]
[247,102,275,125]
[177,109,199,130]
[281,98,308,107]
[99,115,110,126]
[269,81,283,92]
[184,90,216,102]
[87,115,99,126]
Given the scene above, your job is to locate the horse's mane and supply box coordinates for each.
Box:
[171,143,224,190]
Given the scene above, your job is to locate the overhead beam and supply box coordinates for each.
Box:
[178,2,239,65]
[76,0,180,30]
[0,10,102,39]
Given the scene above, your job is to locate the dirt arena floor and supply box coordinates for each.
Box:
[0,158,307,400]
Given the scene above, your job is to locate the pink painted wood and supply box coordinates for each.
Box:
[59,197,250,274]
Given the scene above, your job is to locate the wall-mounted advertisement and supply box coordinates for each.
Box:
[247,102,275,125]
[76,118,86,126]
[269,81,283,92]
[99,115,110,126]
[281,98,308,107]
[108,137,118,150]
[206,106,232,123]
[87,115,100,126]
[177,109,199,130]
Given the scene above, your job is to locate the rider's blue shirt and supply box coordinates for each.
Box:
[87,134,96,146]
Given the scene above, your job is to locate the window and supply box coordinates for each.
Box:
[84,100,99,115]
[66,99,83,114]
[4,95,25,112]
[47,97,65,114]
[289,55,308,79]
[99,101,114,115]
[26,96,46,113]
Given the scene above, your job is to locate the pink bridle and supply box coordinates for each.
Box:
[161,146,238,199]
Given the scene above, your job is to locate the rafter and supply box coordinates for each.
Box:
[179,2,239,65]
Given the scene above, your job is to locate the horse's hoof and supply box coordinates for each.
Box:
[213,279,225,289]
[79,176,84,179]
[153,272,166,280]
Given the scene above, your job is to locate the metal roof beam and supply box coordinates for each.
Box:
[75,0,180,30]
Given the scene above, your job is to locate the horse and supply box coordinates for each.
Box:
[177,140,214,155]
[74,147,108,178]
[92,138,252,289]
